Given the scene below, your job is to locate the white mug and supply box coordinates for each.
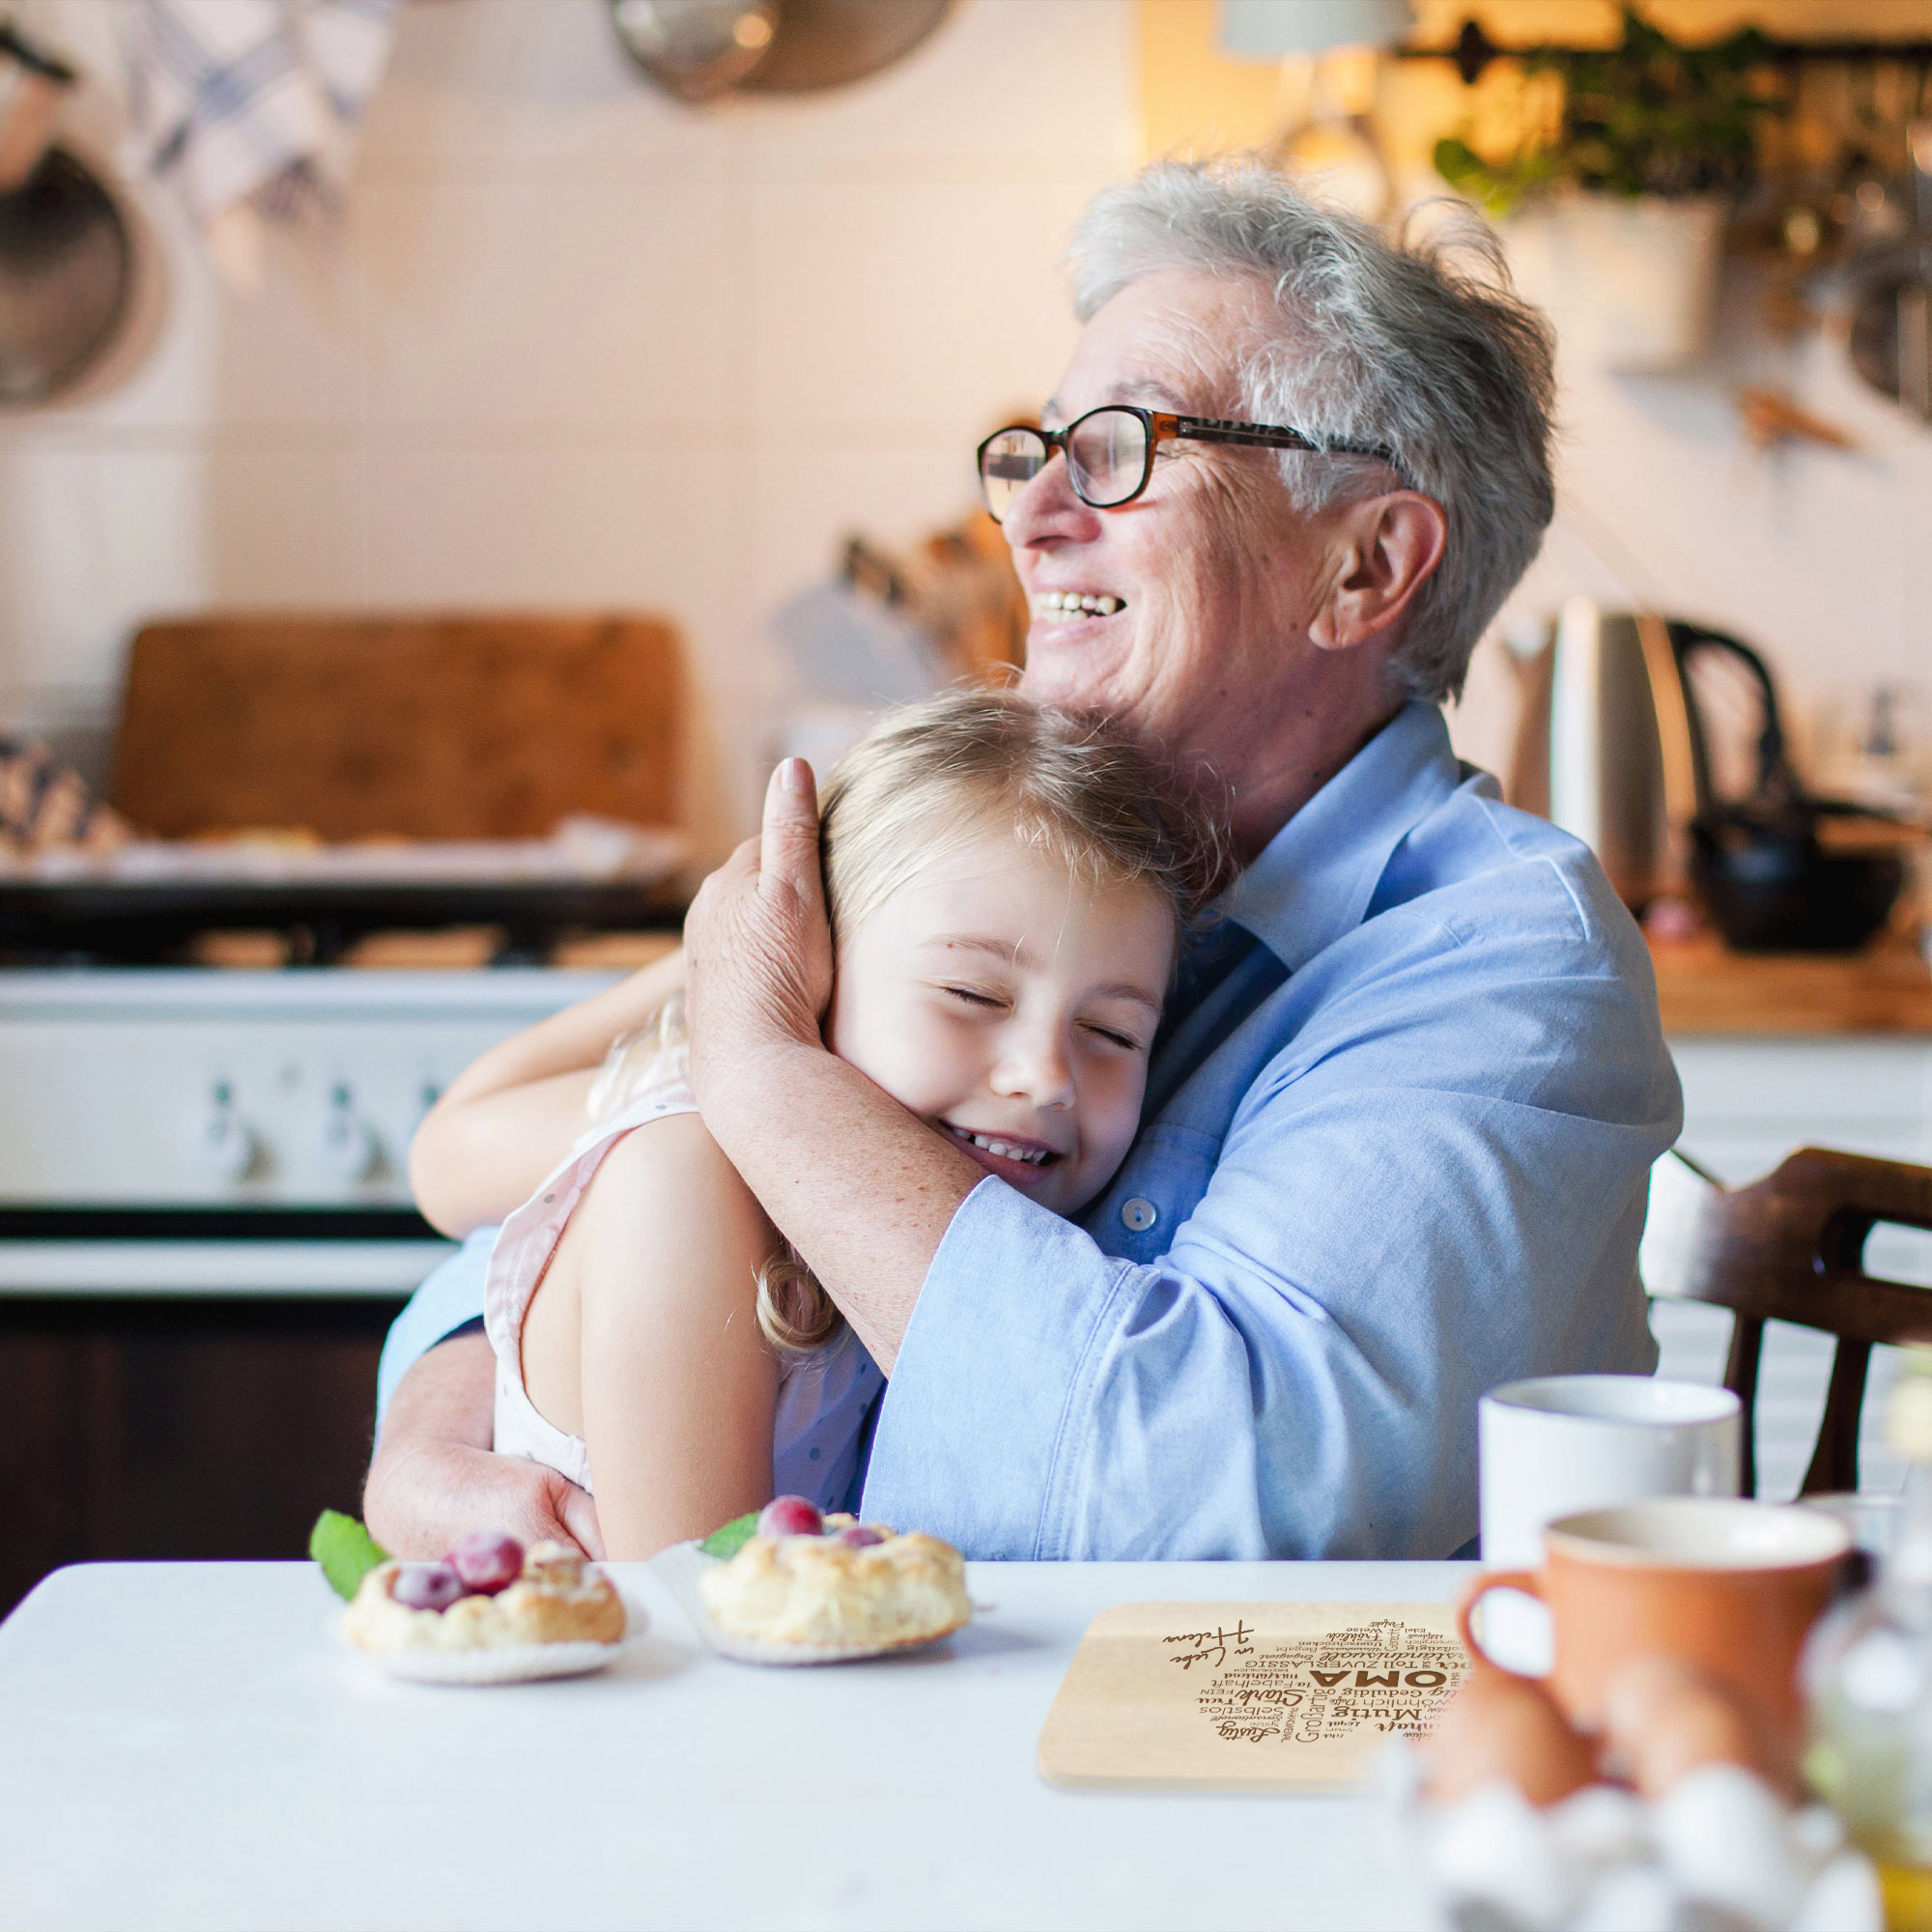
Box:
[1478,1375,1743,1569]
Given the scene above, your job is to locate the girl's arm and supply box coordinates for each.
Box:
[410,946,686,1235]
[545,1116,781,1555]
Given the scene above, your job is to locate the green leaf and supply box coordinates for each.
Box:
[311,1509,389,1602]
[698,1511,760,1560]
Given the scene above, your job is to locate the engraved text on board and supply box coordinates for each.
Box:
[1170,1615,1469,1748]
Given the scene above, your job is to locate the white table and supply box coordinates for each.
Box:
[0,1559,1463,1932]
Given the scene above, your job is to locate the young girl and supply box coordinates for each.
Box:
[412,689,1222,1557]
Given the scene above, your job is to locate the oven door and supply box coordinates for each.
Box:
[0,1206,457,1617]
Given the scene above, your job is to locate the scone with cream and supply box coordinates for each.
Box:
[698,1496,972,1648]
[345,1533,625,1653]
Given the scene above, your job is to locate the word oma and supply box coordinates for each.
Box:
[1308,1669,1449,1689]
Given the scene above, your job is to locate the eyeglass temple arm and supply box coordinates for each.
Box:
[1174,415,1317,451]
[1173,414,1401,468]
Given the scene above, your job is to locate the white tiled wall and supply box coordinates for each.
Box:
[7,0,1926,860]
[0,0,1140,860]
[1490,275,1932,748]
[1445,229,1932,784]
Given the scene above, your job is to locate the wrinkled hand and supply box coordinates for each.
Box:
[362,1331,603,1560]
[684,758,835,1104]
[365,1438,604,1562]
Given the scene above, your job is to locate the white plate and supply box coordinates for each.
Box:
[337,1597,649,1686]
[654,1540,970,1667]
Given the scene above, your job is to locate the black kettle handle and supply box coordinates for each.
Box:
[1664,621,1799,814]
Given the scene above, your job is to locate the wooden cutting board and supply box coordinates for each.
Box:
[110,613,683,840]
[1037,1602,1470,1792]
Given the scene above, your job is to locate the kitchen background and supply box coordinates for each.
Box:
[2,0,1931,1611]
[2,0,1927,865]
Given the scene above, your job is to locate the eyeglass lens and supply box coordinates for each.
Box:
[1066,409,1148,507]
[978,409,1151,519]
[979,427,1047,520]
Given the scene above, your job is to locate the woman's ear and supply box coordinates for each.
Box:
[1307,493,1448,654]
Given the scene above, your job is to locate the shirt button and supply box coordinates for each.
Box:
[1121,1197,1157,1233]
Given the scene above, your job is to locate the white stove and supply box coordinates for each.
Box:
[0,967,617,1296]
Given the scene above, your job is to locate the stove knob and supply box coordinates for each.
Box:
[320,1086,382,1182]
[197,1088,259,1181]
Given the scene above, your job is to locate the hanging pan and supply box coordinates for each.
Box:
[0,22,133,408]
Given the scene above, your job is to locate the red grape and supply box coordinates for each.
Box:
[448,1532,524,1595]
[758,1495,823,1538]
[837,1525,886,1548]
[392,1562,466,1612]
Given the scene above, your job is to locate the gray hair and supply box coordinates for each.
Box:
[1068,157,1556,705]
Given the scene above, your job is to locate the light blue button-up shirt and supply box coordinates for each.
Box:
[380,701,1680,1559]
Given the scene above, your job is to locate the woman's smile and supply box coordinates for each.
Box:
[1031,588,1127,623]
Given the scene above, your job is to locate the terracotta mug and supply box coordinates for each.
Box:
[1457,1497,1852,1761]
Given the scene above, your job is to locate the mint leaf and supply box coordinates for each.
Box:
[311,1509,389,1602]
[698,1511,760,1559]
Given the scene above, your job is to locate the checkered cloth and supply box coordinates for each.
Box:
[0,740,130,855]
[124,0,400,235]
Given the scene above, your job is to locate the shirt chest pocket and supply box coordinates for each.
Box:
[1085,1123,1221,1263]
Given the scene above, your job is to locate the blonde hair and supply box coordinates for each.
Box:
[756,687,1227,1352]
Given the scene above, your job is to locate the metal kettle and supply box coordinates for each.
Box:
[1508,598,1678,908]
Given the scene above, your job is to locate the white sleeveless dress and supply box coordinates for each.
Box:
[483,1000,882,1511]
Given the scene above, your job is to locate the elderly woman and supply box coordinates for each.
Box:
[368,158,1680,1563]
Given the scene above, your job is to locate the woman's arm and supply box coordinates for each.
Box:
[363,1331,604,1559]
[410,946,687,1235]
[686,768,975,1370]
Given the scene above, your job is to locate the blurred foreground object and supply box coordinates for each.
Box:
[1805,1352,1932,1930]
[1397,1658,1879,1932]
[122,0,401,288]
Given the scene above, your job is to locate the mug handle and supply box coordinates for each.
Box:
[1455,1569,1546,1678]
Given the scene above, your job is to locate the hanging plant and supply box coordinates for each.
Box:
[1435,6,1785,216]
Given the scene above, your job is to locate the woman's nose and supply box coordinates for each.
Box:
[1001,446,1100,550]
[991,1027,1075,1108]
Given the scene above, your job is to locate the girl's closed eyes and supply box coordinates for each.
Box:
[827,838,1174,1218]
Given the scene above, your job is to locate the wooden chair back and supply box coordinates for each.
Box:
[1652,1147,1932,1495]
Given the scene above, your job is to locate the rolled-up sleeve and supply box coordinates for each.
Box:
[863,1179,1167,1556]
[374,1226,497,1432]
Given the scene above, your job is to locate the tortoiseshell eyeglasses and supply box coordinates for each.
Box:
[976,405,1404,522]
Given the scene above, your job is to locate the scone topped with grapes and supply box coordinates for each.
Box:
[698,1496,972,1648]
[345,1532,626,1653]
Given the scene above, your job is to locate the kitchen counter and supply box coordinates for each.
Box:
[1649,932,1932,1035]
[0,1558,1451,1932]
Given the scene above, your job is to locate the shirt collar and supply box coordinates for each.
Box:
[1219,700,1462,975]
